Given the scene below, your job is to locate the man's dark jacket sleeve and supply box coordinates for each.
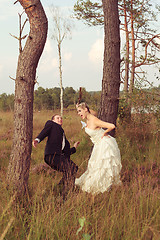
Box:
[62,137,76,157]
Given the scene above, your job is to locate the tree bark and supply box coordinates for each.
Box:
[58,42,64,117]
[7,0,48,195]
[123,0,129,93]
[99,0,120,136]
[129,0,135,94]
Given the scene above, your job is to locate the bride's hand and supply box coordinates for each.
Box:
[101,132,110,138]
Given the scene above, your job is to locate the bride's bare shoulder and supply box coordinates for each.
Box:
[90,109,97,116]
[90,114,97,121]
[91,115,100,125]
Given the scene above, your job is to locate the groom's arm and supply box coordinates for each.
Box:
[70,147,76,155]
[36,120,53,142]
[32,120,53,148]
[70,141,80,155]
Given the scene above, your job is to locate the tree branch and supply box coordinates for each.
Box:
[135,34,160,68]
[9,76,16,81]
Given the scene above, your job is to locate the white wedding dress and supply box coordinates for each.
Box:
[75,127,122,194]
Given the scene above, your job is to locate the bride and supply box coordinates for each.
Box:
[75,102,122,194]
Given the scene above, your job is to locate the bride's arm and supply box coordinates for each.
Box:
[94,117,115,136]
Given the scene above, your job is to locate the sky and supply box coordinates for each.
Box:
[0,0,160,95]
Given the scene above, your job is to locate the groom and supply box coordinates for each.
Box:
[32,114,79,198]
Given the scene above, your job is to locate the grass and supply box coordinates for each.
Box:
[0,110,160,240]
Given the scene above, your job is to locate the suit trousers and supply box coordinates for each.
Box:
[44,153,78,193]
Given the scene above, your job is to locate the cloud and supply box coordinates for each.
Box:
[0,64,3,73]
[44,39,53,54]
[38,40,73,76]
[38,39,58,72]
[39,56,58,72]
[0,1,22,21]
[155,37,160,45]
[51,58,58,68]
[88,39,103,64]
[64,51,72,61]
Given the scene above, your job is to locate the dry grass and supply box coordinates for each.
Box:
[0,110,160,240]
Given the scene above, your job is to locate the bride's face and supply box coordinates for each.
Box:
[77,107,88,119]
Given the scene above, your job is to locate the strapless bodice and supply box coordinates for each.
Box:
[85,127,106,144]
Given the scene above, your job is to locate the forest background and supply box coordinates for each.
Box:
[0,85,160,117]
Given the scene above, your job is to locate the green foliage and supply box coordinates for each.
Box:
[33,86,101,110]
[73,0,103,26]
[34,87,59,110]
[76,217,93,239]
[118,97,131,122]
[0,93,14,111]
[0,87,101,111]
[118,87,160,126]
[63,87,76,108]
[76,217,86,235]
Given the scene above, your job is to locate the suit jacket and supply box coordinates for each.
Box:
[36,120,76,157]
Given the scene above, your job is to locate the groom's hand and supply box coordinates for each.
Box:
[32,139,38,148]
[74,141,80,148]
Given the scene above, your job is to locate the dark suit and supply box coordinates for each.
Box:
[36,120,78,195]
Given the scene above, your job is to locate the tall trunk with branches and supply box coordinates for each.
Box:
[129,0,135,93]
[51,6,72,117]
[123,0,130,93]
[7,0,48,195]
[98,0,120,136]
[58,42,63,116]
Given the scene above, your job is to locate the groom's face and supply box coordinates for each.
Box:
[53,115,63,126]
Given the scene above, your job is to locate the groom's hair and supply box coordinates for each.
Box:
[51,114,61,120]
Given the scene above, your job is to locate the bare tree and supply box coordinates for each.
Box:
[7,0,48,196]
[119,0,130,93]
[10,12,28,54]
[50,6,72,116]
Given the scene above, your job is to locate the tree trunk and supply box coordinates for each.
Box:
[129,0,135,94]
[99,0,120,136]
[123,0,129,93]
[58,43,63,116]
[7,0,48,195]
